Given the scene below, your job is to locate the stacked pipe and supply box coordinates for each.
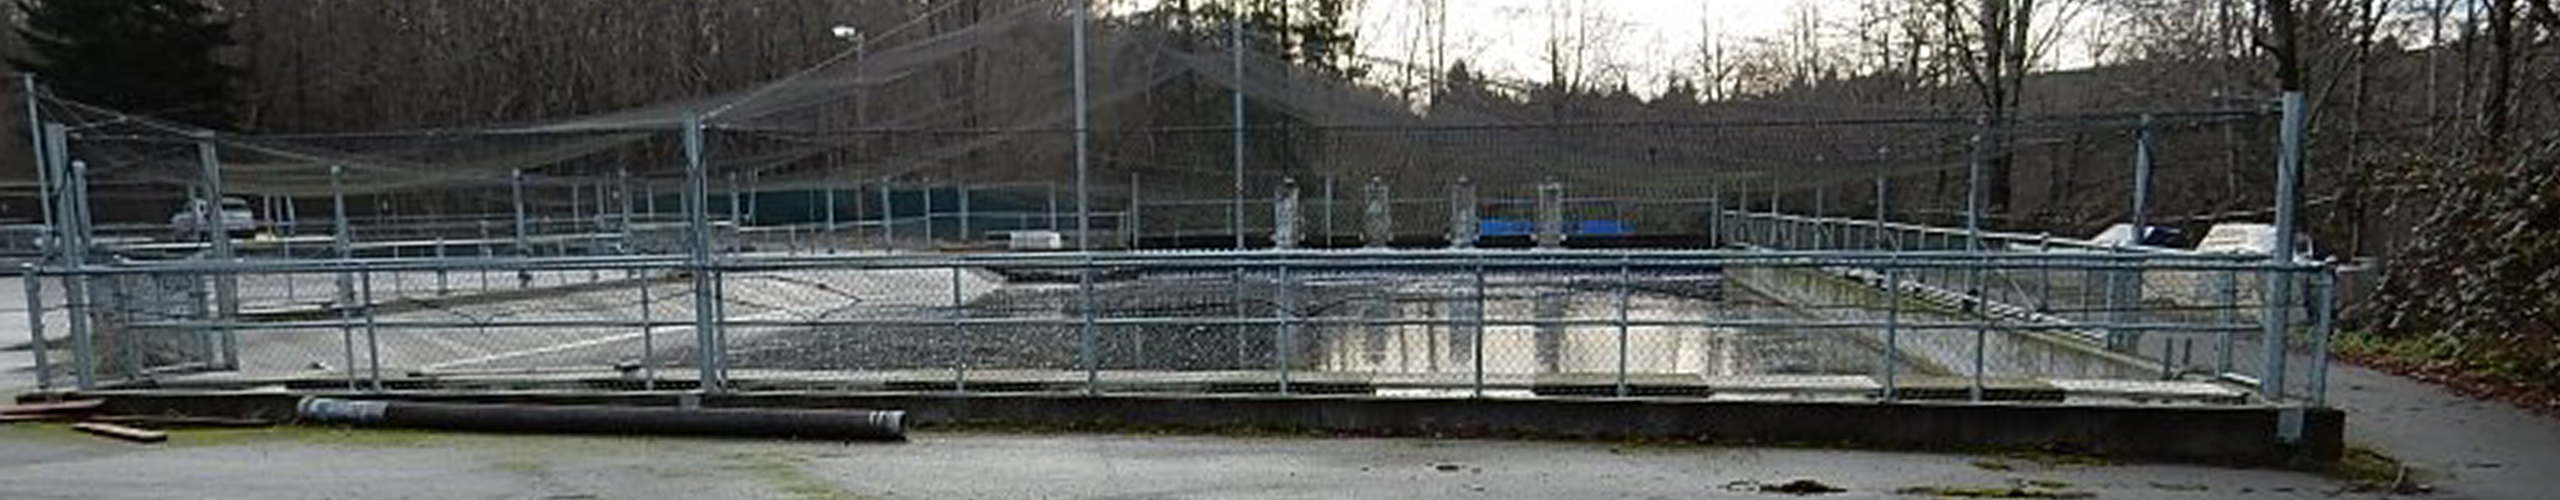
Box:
[298,397,904,441]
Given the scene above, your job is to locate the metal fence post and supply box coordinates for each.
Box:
[1321,176,1336,245]
[2260,265,2293,402]
[1273,178,1301,249]
[1448,176,1477,249]
[950,265,968,392]
[1471,255,1487,398]
[884,180,898,245]
[682,114,725,392]
[1277,258,1295,395]
[23,265,50,390]
[1364,177,1392,249]
[331,165,358,391]
[2310,269,2336,407]
[1873,177,1890,251]
[61,152,95,389]
[1707,183,1722,246]
[2217,269,2239,375]
[1074,0,1098,395]
[1883,264,1902,402]
[361,269,382,392]
[924,181,938,244]
[194,132,240,370]
[1230,14,1247,251]
[1126,174,1139,249]
[640,276,656,391]
[110,276,137,382]
[1535,178,1564,249]
[512,169,530,260]
[21,76,53,263]
[1614,256,1631,397]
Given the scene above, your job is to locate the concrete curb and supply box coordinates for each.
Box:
[23,390,2341,468]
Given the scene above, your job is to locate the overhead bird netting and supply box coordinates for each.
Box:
[36,0,2277,250]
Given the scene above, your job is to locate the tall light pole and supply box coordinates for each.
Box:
[833,24,867,248]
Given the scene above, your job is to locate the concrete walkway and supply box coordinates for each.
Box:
[2323,363,2560,500]
[0,427,2354,500]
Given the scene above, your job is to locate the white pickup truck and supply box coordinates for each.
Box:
[171,197,258,238]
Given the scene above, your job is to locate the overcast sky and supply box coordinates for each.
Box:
[1355,1,1824,90]
[1351,0,2108,94]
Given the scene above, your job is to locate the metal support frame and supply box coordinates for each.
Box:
[22,266,49,389]
[682,114,725,391]
[1230,14,1248,251]
[193,133,240,370]
[1074,0,1099,395]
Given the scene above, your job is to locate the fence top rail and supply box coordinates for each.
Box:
[1722,209,2204,256]
[40,247,2323,276]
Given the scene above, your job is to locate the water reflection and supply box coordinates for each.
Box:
[730,268,2144,381]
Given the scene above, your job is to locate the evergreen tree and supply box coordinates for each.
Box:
[12,0,240,128]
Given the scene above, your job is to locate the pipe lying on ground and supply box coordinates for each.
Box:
[296,397,904,441]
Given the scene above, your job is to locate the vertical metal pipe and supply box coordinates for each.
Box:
[950,265,967,393]
[1447,177,1476,249]
[1074,0,1098,395]
[923,181,937,244]
[332,165,357,391]
[194,133,239,369]
[110,275,137,381]
[883,180,896,245]
[22,265,49,390]
[1231,14,1248,251]
[1321,176,1335,244]
[957,184,971,245]
[434,238,448,295]
[1277,259,1295,395]
[640,277,656,391]
[1883,265,1902,401]
[682,114,724,392]
[1471,256,1486,398]
[22,77,55,265]
[1707,183,1722,246]
[2131,114,2156,245]
[511,169,530,258]
[61,151,94,389]
[728,172,742,226]
[2309,269,2336,407]
[2261,92,2308,404]
[1962,127,1988,402]
[2217,269,2238,375]
[1535,178,1564,249]
[1614,256,1631,397]
[1874,176,1890,251]
[618,169,633,237]
[1127,173,1140,249]
[2273,93,2306,270]
[360,269,381,392]
[1812,186,1826,249]
[1273,178,1301,249]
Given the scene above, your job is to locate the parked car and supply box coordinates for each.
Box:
[171,197,258,238]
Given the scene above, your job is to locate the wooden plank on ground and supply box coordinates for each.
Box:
[84,415,274,428]
[71,422,169,443]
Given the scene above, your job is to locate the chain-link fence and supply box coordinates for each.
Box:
[8,2,2329,416]
[20,248,2328,407]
